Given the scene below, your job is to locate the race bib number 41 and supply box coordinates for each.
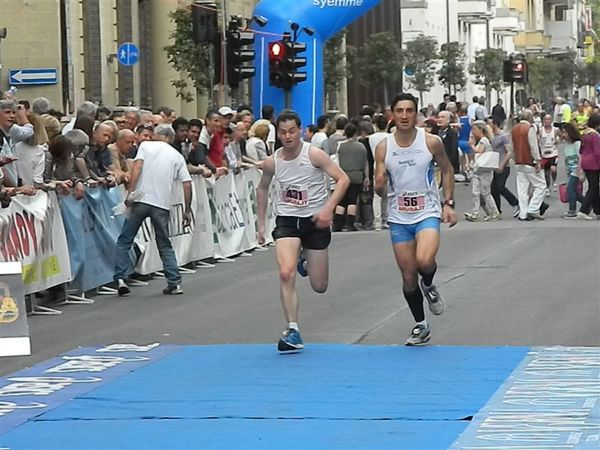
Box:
[282,185,308,207]
[398,192,425,213]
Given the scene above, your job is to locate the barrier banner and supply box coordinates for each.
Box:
[134,180,203,275]
[60,187,125,292]
[0,192,71,295]
[0,262,30,357]
[245,168,276,244]
[191,177,215,261]
[206,173,253,258]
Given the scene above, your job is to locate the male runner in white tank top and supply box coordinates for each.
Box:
[257,110,350,353]
[539,114,560,193]
[374,93,458,346]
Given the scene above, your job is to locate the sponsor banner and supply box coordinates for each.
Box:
[0,343,182,435]
[0,262,30,357]
[0,192,71,295]
[206,173,252,258]
[245,167,276,245]
[60,187,126,292]
[236,170,258,250]
[192,177,216,261]
[451,346,600,450]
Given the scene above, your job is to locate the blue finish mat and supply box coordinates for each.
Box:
[1,344,529,450]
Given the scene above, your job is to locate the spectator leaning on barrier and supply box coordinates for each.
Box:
[108,129,136,185]
[0,99,34,188]
[123,107,141,131]
[114,123,193,297]
[64,129,93,184]
[190,109,227,177]
[82,123,116,186]
[244,121,269,167]
[15,113,48,187]
[42,135,85,200]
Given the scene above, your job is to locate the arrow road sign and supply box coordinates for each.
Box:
[117,42,140,66]
[9,68,58,85]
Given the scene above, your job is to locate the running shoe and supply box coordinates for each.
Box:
[512,206,520,218]
[540,202,549,216]
[528,212,545,220]
[297,252,308,277]
[562,211,577,219]
[163,285,183,295]
[278,328,304,353]
[420,280,445,315]
[488,212,501,221]
[406,323,431,346]
[464,212,482,222]
[577,212,595,220]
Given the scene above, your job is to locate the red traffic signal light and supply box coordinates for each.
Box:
[269,41,285,60]
[514,63,523,71]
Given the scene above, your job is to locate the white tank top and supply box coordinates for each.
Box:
[540,127,558,158]
[273,142,329,218]
[385,128,441,225]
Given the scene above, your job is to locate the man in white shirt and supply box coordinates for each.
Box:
[113,124,192,297]
[369,115,389,230]
[310,115,329,149]
[0,99,34,187]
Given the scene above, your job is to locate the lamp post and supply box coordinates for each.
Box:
[0,28,7,93]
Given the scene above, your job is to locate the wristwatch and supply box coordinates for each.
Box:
[444,199,455,208]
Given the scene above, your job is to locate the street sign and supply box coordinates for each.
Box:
[404,66,415,76]
[9,68,58,85]
[117,42,140,66]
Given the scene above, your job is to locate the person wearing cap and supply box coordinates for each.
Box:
[189,109,227,177]
[0,99,34,187]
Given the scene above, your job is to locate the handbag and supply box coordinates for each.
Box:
[473,151,499,171]
[559,181,583,203]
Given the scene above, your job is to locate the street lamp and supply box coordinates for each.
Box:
[0,28,7,93]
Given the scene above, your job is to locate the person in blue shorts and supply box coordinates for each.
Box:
[374,93,458,346]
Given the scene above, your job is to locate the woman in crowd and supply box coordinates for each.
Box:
[465,121,500,222]
[43,135,86,199]
[577,113,600,219]
[15,113,48,187]
[244,121,269,167]
[561,123,584,219]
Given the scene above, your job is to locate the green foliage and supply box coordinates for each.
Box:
[323,30,349,109]
[555,53,576,93]
[437,41,466,95]
[469,48,506,93]
[575,58,600,88]
[355,32,403,104]
[164,7,214,102]
[527,57,560,101]
[404,34,439,103]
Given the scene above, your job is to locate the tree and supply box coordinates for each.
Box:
[404,34,439,105]
[355,32,403,106]
[437,41,466,96]
[164,7,215,103]
[555,52,577,94]
[323,30,349,111]
[575,58,600,88]
[527,57,560,104]
[469,48,506,104]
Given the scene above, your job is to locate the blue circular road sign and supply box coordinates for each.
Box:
[117,42,140,66]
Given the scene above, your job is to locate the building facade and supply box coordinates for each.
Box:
[0,0,256,116]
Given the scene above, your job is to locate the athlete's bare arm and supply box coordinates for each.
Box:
[426,133,458,227]
[374,139,388,198]
[308,146,350,228]
[256,156,275,244]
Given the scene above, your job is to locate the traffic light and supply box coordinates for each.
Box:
[283,40,307,86]
[191,1,218,44]
[504,55,528,83]
[226,29,256,88]
[268,40,287,88]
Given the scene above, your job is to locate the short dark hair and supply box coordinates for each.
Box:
[262,104,275,120]
[375,114,388,131]
[156,106,174,116]
[223,126,233,136]
[358,120,374,136]
[205,108,220,120]
[188,118,203,129]
[172,116,189,132]
[472,96,479,103]
[391,93,418,111]
[344,123,358,138]
[316,115,328,129]
[562,122,581,142]
[449,95,457,102]
[307,124,318,134]
[276,110,301,128]
[335,116,349,130]
[18,100,30,110]
[236,104,253,114]
[588,113,600,130]
[360,105,375,118]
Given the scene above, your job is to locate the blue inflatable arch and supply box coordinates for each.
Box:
[252,0,382,127]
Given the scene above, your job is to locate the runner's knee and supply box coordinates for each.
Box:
[279,266,296,284]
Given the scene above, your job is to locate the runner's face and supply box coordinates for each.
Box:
[392,100,417,131]
[543,115,552,127]
[278,120,302,150]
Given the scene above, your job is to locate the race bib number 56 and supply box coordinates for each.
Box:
[282,185,308,207]
[398,192,425,213]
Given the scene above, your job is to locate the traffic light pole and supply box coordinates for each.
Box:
[510,81,515,124]
[284,89,291,109]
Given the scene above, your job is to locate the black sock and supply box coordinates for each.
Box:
[419,263,437,287]
[333,214,345,231]
[403,288,425,323]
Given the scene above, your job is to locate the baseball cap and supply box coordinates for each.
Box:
[218,106,235,117]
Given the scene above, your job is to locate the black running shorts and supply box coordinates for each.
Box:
[272,216,331,250]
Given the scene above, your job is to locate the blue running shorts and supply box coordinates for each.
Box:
[389,217,441,244]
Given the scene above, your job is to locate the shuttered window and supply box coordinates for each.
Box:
[117,0,135,105]
[82,0,103,102]
[138,0,153,109]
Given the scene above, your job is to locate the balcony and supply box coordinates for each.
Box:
[457,0,493,23]
[514,30,552,52]
[400,0,427,8]
[545,19,577,50]
[492,7,523,35]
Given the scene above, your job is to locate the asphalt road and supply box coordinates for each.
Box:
[2,172,599,376]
